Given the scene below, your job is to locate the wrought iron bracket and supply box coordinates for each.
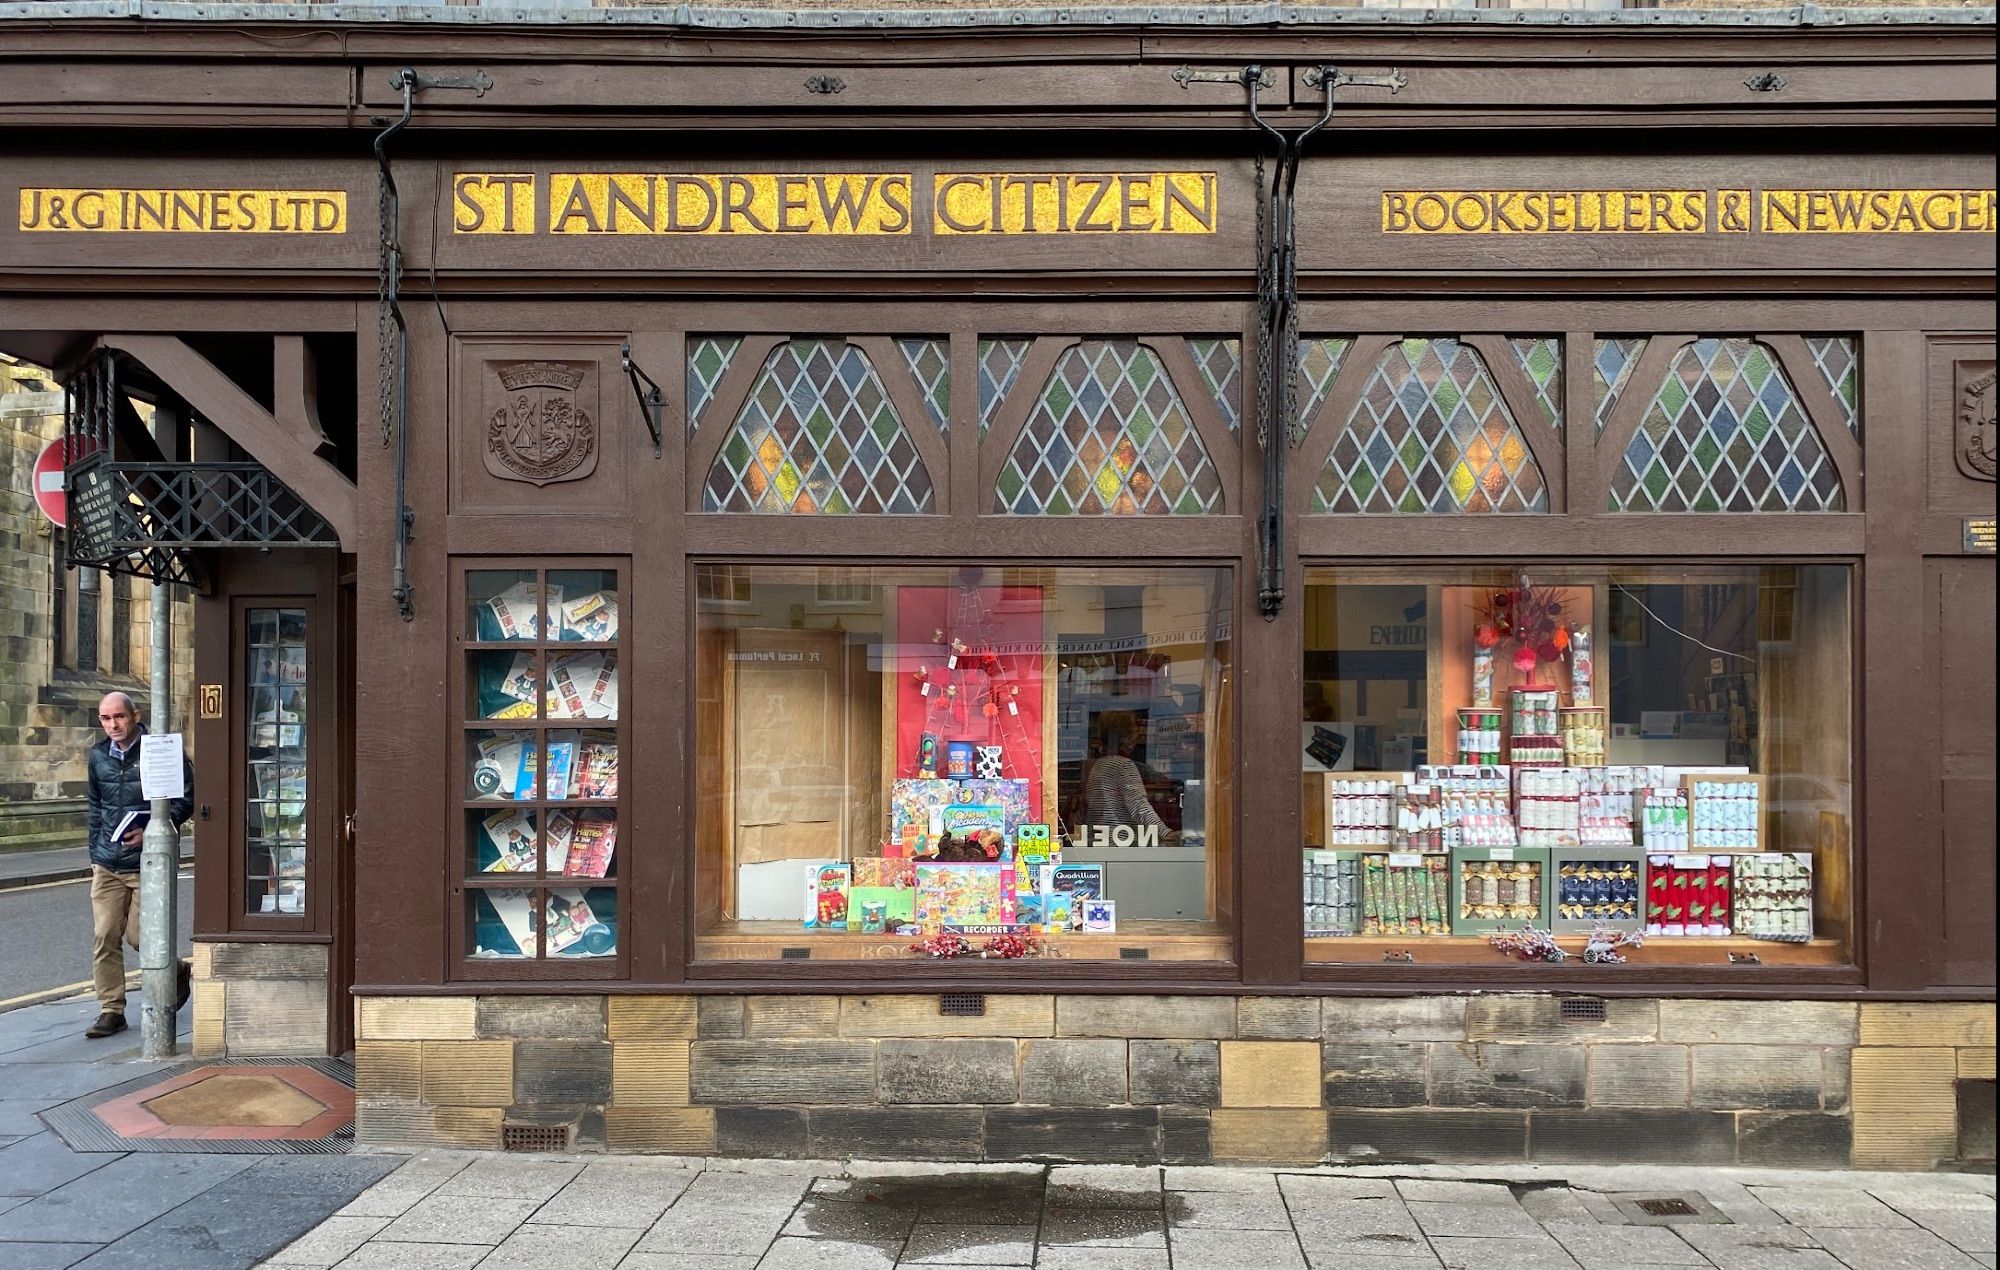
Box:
[622,341,666,458]
[1173,65,1276,90]
[1302,66,1409,94]
[387,67,494,98]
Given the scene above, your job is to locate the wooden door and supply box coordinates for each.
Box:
[1930,558,1996,987]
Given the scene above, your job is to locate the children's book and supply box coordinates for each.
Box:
[571,732,619,798]
[543,810,578,873]
[564,814,617,879]
[544,890,595,953]
[544,740,575,803]
[480,810,538,873]
[804,863,852,931]
[561,591,619,642]
[476,887,538,955]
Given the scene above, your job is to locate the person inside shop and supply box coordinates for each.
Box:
[83,691,194,1039]
[1083,710,1176,843]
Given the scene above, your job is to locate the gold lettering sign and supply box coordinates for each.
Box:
[1382,190,1712,234]
[18,189,346,233]
[932,172,1217,234]
[456,173,914,235]
[1383,187,1998,235]
[1760,189,1996,234]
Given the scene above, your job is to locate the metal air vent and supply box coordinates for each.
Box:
[939,993,987,1017]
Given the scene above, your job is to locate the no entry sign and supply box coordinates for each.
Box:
[30,436,99,528]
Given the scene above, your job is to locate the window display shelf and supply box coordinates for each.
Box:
[696,918,1231,963]
[1304,935,1846,968]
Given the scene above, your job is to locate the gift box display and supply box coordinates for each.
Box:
[1508,686,1564,767]
[1550,846,1646,933]
[1322,773,1408,847]
[1449,846,1551,933]
[1456,708,1503,766]
[1637,786,1690,852]
[1733,851,1813,941]
[1645,853,1733,936]
[1684,774,1764,851]
[1560,706,1608,767]
[1363,853,1450,937]
[1303,849,1366,936]
[1515,767,1582,849]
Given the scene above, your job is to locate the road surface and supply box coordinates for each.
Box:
[0,870,193,1010]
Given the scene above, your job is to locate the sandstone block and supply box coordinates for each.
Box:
[1209,1109,1327,1165]
[475,996,607,1040]
[1466,995,1657,1044]
[1237,997,1321,1040]
[609,996,698,1040]
[359,996,476,1042]
[1220,1041,1321,1108]
[606,1106,716,1153]
[421,1040,515,1107]
[743,996,840,1038]
[1690,1045,1823,1110]
[840,994,1055,1038]
[1129,1040,1220,1106]
[1660,1000,1857,1046]
[1587,1045,1689,1108]
[612,1042,692,1106]
[357,1040,424,1102]
[697,996,747,1038]
[877,1039,1019,1104]
[1859,1003,1996,1049]
[1019,1039,1127,1105]
[1428,1042,1585,1109]
[691,1039,875,1104]
[513,1039,614,1105]
[1851,1046,1958,1170]
[1322,996,1466,1042]
[1321,1042,1427,1107]
[1055,995,1235,1039]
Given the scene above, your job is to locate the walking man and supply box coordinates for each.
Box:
[84,691,194,1039]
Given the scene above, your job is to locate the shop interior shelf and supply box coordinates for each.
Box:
[696,918,1232,963]
[1304,935,1846,967]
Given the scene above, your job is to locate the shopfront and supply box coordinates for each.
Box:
[1,3,1994,1168]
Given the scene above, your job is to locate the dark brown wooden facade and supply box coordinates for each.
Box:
[1,6,1993,1163]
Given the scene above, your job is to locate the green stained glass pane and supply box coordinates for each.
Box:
[703,339,935,515]
[1313,337,1548,515]
[977,338,1032,438]
[1298,337,1354,438]
[685,336,742,436]
[1509,337,1564,431]
[992,339,1223,516]
[1609,337,1844,513]
[897,338,951,438]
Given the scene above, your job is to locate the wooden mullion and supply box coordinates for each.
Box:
[1563,329,1600,518]
[948,330,980,525]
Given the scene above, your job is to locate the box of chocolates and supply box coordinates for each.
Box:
[1683,774,1764,851]
[1550,846,1646,933]
[1645,852,1733,936]
[1449,845,1551,934]
[1733,851,1814,941]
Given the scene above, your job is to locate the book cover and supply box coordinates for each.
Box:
[545,890,595,953]
[544,741,575,803]
[479,887,538,955]
[546,652,600,720]
[562,590,619,642]
[480,810,538,873]
[572,732,619,798]
[915,862,1016,928]
[543,810,578,873]
[564,814,617,879]
[851,857,916,889]
[804,862,851,931]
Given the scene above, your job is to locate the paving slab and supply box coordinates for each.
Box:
[1280,1175,1405,1203]
[782,1195,921,1242]
[0,1243,100,1270]
[532,1161,696,1229]
[336,1153,475,1218]
[1165,1188,1295,1229]
[1305,1254,1446,1270]
[898,1224,1036,1266]
[479,1221,643,1270]
[1889,1207,2000,1255]
[1045,1165,1160,1210]
[434,1155,588,1201]
[614,1255,760,1270]
[1409,1200,1547,1239]
[1289,1197,1426,1243]
[1032,1250,1171,1270]
[1674,1225,1845,1270]
[332,1243,495,1270]
[1543,1221,1711,1268]
[1428,1235,1583,1270]
[632,1208,788,1258]
[752,1236,900,1269]
[0,1150,258,1244]
[374,1193,543,1245]
[0,1130,122,1197]
[1167,1227,1308,1270]
[1807,1226,1990,1270]
[1747,1188,1917,1230]
[1038,1206,1167,1249]
[264,1214,393,1266]
[1398,1181,1526,1206]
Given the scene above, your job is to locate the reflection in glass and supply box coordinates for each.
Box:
[246,607,307,915]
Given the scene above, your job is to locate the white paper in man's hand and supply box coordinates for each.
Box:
[140,732,186,800]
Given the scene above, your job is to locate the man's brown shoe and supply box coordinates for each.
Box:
[85,1012,127,1039]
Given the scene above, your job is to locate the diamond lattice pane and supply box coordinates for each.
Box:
[704,339,935,515]
[1315,337,1549,515]
[1298,337,1354,435]
[1611,337,1845,513]
[1804,336,1861,438]
[1593,337,1647,434]
[898,338,951,437]
[1510,337,1564,431]
[1186,337,1242,432]
[993,339,1224,516]
[978,338,1033,437]
[686,336,741,436]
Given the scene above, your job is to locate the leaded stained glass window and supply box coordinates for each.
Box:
[898,338,950,436]
[978,338,1032,437]
[1298,337,1354,434]
[1186,338,1242,432]
[686,336,741,435]
[1610,337,1844,513]
[1315,338,1548,515]
[1593,337,1647,434]
[704,339,935,515]
[1804,336,1861,438]
[1510,337,1564,431]
[993,339,1224,516]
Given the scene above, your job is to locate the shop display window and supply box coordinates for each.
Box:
[244,607,308,917]
[1301,564,1852,966]
[456,564,626,970]
[694,564,1233,962]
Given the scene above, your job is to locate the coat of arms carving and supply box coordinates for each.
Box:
[1958,360,1996,482]
[486,361,598,486]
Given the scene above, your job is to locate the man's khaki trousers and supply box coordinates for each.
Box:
[90,865,140,1015]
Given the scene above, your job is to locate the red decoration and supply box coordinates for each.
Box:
[1477,570,1571,678]
[906,930,1045,960]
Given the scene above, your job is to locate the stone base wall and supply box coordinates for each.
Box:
[191,941,330,1057]
[352,993,1995,1170]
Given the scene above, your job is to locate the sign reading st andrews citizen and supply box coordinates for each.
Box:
[451,172,1219,235]
[1383,188,1997,234]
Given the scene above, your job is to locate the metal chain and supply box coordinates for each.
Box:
[376,165,397,449]
[1252,149,1274,457]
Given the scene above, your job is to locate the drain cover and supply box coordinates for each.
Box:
[1608,1192,1730,1226]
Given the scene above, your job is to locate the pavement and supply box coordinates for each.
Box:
[1,990,1995,1270]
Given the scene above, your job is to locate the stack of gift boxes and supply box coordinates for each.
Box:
[1304,764,1813,944]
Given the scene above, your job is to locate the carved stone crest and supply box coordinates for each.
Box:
[486,361,597,486]
[1958,360,1996,482]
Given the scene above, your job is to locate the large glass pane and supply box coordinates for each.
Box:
[245,606,307,916]
[1303,565,1852,966]
[694,564,1233,962]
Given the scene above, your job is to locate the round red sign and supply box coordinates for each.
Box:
[30,437,99,529]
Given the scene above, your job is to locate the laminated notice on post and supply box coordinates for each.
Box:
[140,733,186,800]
